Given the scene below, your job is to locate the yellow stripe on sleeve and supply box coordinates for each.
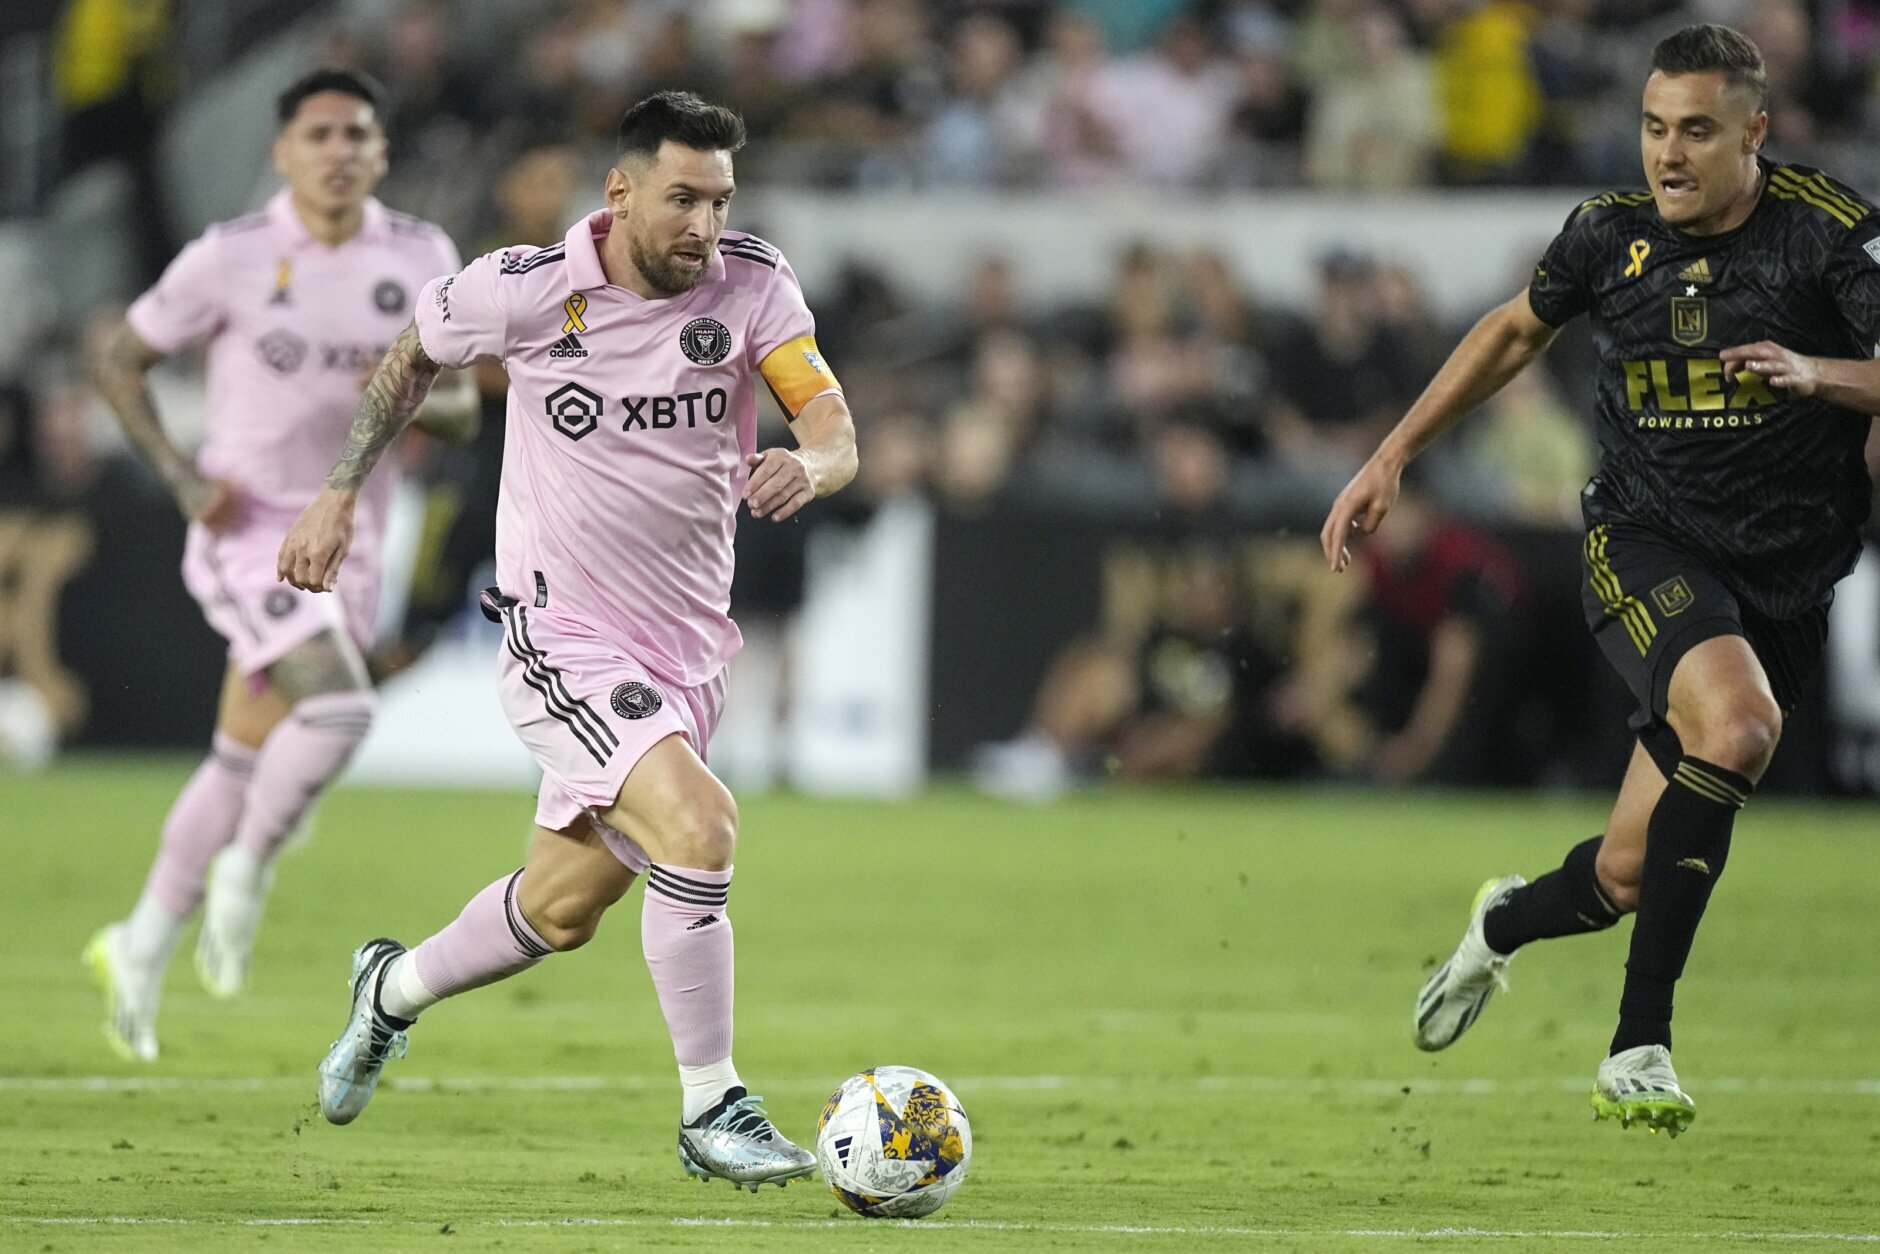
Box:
[757,336,842,418]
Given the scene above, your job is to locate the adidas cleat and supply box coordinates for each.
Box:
[195,848,272,999]
[1591,1044,1695,1137]
[1413,874,1525,1051]
[83,925,159,1063]
[677,1087,817,1190]
[317,938,410,1125]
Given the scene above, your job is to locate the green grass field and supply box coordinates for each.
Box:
[4,759,1878,1251]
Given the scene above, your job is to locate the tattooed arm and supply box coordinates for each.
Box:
[278,322,441,591]
[93,321,242,531]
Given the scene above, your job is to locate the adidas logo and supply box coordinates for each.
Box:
[549,333,587,360]
[1676,857,1712,876]
[1676,257,1711,283]
[685,913,720,931]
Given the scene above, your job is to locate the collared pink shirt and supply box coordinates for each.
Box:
[128,189,460,543]
[413,211,823,687]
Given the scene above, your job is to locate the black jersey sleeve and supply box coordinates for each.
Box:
[1526,204,1599,328]
[1825,222,1880,350]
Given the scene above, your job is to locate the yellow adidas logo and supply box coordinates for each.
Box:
[1677,257,1711,283]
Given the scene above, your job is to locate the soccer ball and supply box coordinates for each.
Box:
[815,1066,972,1218]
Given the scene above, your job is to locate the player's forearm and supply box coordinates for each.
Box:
[793,395,859,496]
[327,322,441,491]
[1807,356,1880,415]
[1376,302,1552,468]
[93,324,194,492]
[410,369,480,444]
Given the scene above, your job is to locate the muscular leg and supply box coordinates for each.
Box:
[1610,635,1776,1055]
[379,818,638,1023]
[593,734,742,1121]
[195,631,378,996]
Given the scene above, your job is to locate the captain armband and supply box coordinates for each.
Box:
[756,336,842,419]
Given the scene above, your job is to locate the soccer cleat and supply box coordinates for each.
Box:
[1591,1044,1695,1137]
[83,925,159,1063]
[1413,874,1526,1051]
[317,938,411,1126]
[194,848,272,999]
[677,1087,818,1191]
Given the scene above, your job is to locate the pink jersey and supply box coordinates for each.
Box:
[128,189,460,550]
[413,211,832,687]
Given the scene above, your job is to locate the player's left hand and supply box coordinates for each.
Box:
[1720,341,1820,396]
[744,449,816,522]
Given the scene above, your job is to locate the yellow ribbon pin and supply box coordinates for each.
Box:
[1624,240,1651,278]
[562,293,588,334]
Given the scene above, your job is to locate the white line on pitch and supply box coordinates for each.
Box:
[4,1073,1880,1096]
[7,1217,1879,1242]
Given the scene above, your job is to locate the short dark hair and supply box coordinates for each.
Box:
[276,67,386,128]
[1650,24,1767,111]
[616,91,746,164]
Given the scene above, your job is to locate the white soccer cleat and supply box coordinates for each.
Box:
[1592,1044,1696,1137]
[195,848,273,999]
[317,938,410,1125]
[83,924,160,1063]
[1413,874,1525,1051]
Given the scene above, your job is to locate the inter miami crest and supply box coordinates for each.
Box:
[263,588,297,619]
[374,279,407,314]
[611,681,663,720]
[679,317,732,365]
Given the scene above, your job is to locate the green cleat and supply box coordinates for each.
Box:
[1591,1045,1695,1138]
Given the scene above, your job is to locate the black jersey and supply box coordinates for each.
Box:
[1527,158,1880,619]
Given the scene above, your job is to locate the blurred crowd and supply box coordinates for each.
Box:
[7,0,1878,789]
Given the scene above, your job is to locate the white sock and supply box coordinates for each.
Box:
[121,893,186,975]
[377,953,441,1022]
[213,843,271,897]
[680,1057,744,1124]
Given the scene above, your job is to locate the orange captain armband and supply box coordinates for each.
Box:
[757,335,843,419]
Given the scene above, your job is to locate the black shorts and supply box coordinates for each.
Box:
[1580,522,1828,776]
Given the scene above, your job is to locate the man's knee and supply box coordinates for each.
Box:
[1677,696,1782,779]
[1595,842,1642,914]
[655,796,739,871]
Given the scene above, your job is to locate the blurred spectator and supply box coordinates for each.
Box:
[1264,250,1420,470]
[52,0,177,286]
[1347,472,1530,784]
[1303,2,1437,190]
[1432,0,1543,184]
[1084,15,1240,186]
[716,0,799,142]
[924,12,1028,185]
[972,427,1317,798]
[1456,366,1595,528]
[1224,7,1309,186]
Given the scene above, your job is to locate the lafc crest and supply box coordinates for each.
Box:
[1671,296,1707,346]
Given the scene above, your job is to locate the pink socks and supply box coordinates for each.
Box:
[642,864,734,1067]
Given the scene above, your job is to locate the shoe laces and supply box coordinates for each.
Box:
[709,1094,778,1142]
[364,1019,409,1063]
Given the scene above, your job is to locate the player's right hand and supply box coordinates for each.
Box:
[277,488,358,593]
[1320,454,1403,572]
[178,476,243,534]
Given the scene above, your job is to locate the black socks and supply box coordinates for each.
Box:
[1610,756,1751,1056]
[1482,836,1621,956]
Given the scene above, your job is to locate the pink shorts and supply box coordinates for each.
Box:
[486,593,725,866]
[181,518,379,679]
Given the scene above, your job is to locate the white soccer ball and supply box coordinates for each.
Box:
[814,1066,972,1219]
